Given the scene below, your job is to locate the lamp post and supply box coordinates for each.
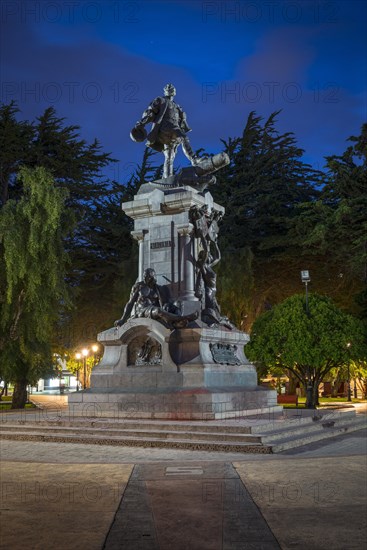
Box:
[301,271,313,407]
[300,270,310,315]
[75,353,81,391]
[346,342,352,402]
[82,348,89,390]
[92,344,99,366]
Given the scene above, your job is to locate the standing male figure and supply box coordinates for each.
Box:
[130,83,199,179]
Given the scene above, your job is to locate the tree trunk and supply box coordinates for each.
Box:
[331,378,341,398]
[287,371,297,394]
[313,383,320,407]
[11,380,28,409]
[304,381,318,409]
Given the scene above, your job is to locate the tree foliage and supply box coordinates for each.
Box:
[213,111,321,253]
[213,111,323,329]
[290,123,367,317]
[0,167,71,407]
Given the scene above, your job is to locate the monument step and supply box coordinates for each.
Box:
[0,430,271,454]
[1,409,364,454]
[0,424,262,443]
[270,417,367,453]
[0,413,326,437]
[256,411,358,441]
[0,418,258,434]
[249,410,356,434]
[2,416,293,434]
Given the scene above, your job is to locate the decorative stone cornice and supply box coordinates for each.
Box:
[122,187,224,220]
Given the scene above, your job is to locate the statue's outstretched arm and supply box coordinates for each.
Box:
[117,285,139,325]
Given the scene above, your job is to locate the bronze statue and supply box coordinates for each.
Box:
[195,248,235,330]
[130,83,198,179]
[130,84,230,187]
[115,268,198,329]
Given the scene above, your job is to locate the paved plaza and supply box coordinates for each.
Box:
[1,400,366,550]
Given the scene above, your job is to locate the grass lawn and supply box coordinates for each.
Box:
[0,395,36,410]
[281,396,366,409]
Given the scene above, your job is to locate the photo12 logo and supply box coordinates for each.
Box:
[1,1,140,24]
[0,81,140,105]
[201,1,339,24]
[202,81,340,104]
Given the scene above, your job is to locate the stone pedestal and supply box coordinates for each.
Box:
[69,183,277,419]
[124,185,223,314]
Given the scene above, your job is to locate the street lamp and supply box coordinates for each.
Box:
[346,342,352,402]
[75,352,81,391]
[300,270,310,315]
[82,348,89,390]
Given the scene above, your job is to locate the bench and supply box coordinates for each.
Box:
[277,394,298,406]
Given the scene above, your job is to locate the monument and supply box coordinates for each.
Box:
[69,84,277,419]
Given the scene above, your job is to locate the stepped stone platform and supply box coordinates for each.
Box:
[1,407,365,454]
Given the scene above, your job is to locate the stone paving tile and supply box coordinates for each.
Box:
[234,455,367,550]
[1,427,366,549]
[103,467,160,550]
[0,462,133,550]
[104,463,280,550]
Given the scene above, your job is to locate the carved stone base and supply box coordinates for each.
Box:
[68,319,277,419]
[68,387,279,420]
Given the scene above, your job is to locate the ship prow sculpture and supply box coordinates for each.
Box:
[69,84,277,420]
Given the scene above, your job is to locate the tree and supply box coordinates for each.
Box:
[291,124,367,317]
[0,102,34,205]
[63,147,163,347]
[0,103,165,353]
[353,360,367,398]
[212,111,323,330]
[216,247,254,331]
[213,111,321,254]
[0,167,71,408]
[246,294,366,408]
[0,103,125,349]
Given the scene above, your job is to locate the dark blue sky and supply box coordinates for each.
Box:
[1,0,366,183]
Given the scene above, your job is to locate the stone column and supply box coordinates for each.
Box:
[131,230,147,281]
[176,223,196,302]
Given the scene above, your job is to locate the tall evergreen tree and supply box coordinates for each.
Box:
[0,103,164,355]
[212,111,322,329]
[291,124,367,317]
[213,111,321,254]
[65,148,163,347]
[0,102,34,205]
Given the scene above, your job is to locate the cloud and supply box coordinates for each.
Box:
[1,5,365,178]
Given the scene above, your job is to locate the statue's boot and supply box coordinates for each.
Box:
[182,137,200,166]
